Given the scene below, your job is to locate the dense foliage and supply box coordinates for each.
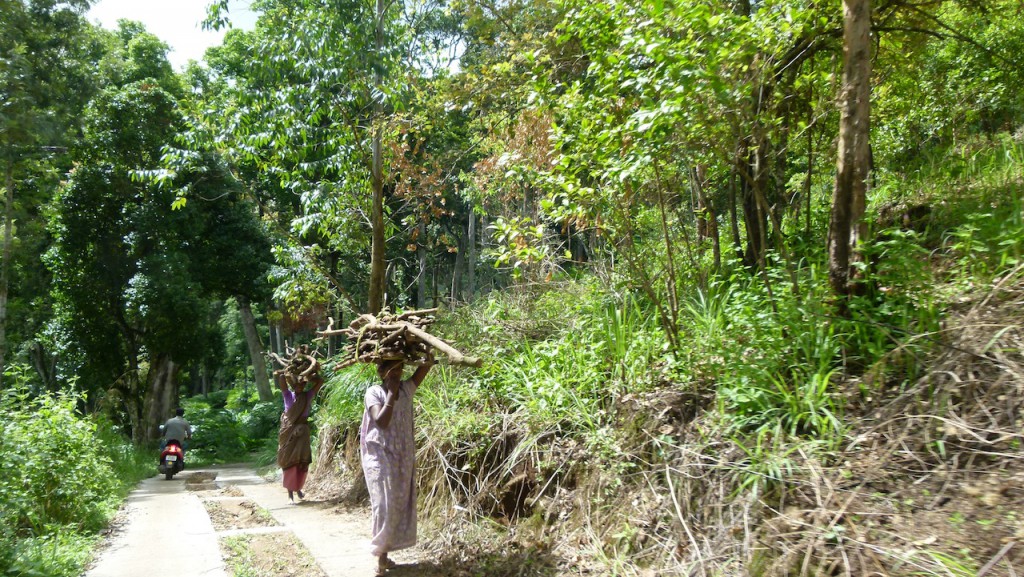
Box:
[1,0,1023,574]
[0,375,150,576]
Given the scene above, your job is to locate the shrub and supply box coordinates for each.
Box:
[0,387,117,535]
[318,363,374,429]
[239,400,283,451]
[0,383,132,577]
[181,400,245,462]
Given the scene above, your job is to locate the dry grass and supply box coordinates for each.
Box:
[307,270,1024,576]
[741,267,1024,576]
[414,269,1024,576]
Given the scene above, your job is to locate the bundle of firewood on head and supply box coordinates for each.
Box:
[269,344,322,390]
[317,308,482,369]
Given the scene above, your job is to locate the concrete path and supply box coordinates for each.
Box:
[86,464,400,577]
[85,472,227,577]
[217,465,382,575]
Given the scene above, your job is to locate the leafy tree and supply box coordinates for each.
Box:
[873,0,1024,166]
[47,80,272,440]
[199,0,446,314]
[0,0,100,386]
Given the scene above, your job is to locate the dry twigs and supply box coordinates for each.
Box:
[268,343,322,390]
[318,308,483,369]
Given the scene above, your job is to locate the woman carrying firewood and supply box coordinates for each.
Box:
[276,365,322,502]
[360,353,434,575]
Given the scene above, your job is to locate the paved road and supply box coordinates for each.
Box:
[85,472,227,577]
[217,465,381,575]
[85,465,389,577]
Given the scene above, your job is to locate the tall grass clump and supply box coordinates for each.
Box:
[410,278,666,524]
[430,279,665,433]
[943,187,1024,284]
[318,361,376,429]
[0,373,148,577]
[678,261,843,440]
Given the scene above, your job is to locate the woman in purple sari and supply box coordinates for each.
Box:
[360,355,434,575]
[277,371,323,502]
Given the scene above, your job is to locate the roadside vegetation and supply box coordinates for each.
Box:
[312,137,1024,575]
[0,374,151,576]
[1,0,1022,576]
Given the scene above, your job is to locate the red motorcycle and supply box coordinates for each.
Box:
[157,422,188,480]
[158,440,185,480]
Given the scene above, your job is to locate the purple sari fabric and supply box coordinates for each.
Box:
[360,380,418,556]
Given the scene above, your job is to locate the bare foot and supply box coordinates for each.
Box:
[376,554,396,575]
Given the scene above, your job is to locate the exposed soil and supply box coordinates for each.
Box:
[203,499,280,532]
[220,533,328,577]
[186,471,220,492]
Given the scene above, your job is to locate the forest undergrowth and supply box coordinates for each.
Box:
[311,155,1024,576]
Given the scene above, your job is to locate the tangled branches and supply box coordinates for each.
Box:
[318,308,483,369]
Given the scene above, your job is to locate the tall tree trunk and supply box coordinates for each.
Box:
[367,0,387,314]
[432,261,438,305]
[269,317,282,356]
[28,340,56,391]
[728,168,743,259]
[691,165,721,271]
[740,140,767,268]
[692,164,720,271]
[829,0,872,299]
[466,213,476,301]
[143,354,177,443]
[124,374,144,445]
[451,232,464,302]
[238,297,273,402]
[0,158,13,385]
[417,220,427,308]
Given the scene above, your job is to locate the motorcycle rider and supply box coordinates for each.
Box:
[161,407,193,464]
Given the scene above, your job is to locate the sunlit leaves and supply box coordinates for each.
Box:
[488,216,551,280]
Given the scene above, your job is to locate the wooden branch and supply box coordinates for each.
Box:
[323,310,483,369]
[400,322,482,367]
[268,352,289,368]
[396,308,438,320]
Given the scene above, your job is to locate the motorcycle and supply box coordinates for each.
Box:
[157,424,186,480]
[158,441,185,480]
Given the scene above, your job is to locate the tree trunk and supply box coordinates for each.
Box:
[740,140,767,268]
[124,376,144,445]
[28,341,57,391]
[451,232,464,302]
[367,0,387,314]
[692,165,720,269]
[238,297,273,402]
[417,220,427,308]
[269,317,282,356]
[466,213,476,301]
[143,354,177,444]
[829,0,872,298]
[728,168,743,259]
[432,261,439,305]
[0,158,13,385]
